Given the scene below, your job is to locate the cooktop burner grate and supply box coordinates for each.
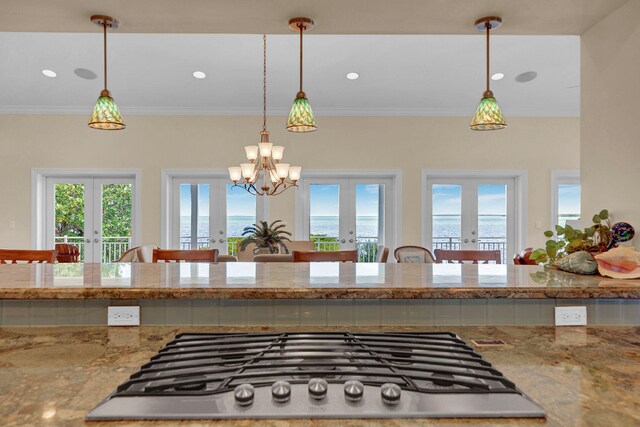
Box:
[87,332,545,420]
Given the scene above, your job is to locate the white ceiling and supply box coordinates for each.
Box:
[0,32,579,117]
[0,0,629,35]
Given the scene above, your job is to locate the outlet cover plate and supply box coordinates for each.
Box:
[555,306,587,326]
[108,306,140,326]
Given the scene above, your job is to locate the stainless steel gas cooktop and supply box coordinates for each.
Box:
[87,332,545,420]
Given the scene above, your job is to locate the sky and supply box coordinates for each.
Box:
[558,184,581,216]
[432,184,508,216]
[309,184,381,217]
[180,184,256,217]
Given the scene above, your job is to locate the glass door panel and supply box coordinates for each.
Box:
[432,184,462,251]
[179,183,212,250]
[53,182,89,261]
[558,184,581,227]
[309,184,341,251]
[477,184,507,262]
[226,184,257,256]
[98,182,133,262]
[355,183,384,262]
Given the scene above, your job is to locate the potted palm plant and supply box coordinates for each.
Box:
[238,220,292,255]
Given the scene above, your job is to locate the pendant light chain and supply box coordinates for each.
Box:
[263,33,267,131]
[299,23,303,94]
[103,21,108,91]
[485,21,491,94]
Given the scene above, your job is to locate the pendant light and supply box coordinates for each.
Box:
[228,35,302,196]
[286,17,317,132]
[470,16,506,131]
[88,15,125,130]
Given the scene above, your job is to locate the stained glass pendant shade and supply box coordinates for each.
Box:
[88,15,125,130]
[287,17,317,132]
[470,16,506,131]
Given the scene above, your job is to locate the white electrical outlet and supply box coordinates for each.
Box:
[108,306,140,326]
[555,306,587,326]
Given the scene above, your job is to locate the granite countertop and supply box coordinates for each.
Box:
[0,325,638,427]
[0,263,639,300]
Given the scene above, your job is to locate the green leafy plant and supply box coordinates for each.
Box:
[530,209,612,266]
[238,220,292,254]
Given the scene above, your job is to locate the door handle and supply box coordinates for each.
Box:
[85,238,91,243]
[94,238,100,243]
[341,239,346,243]
[463,238,469,243]
[219,239,225,243]
[471,239,477,243]
[349,239,354,243]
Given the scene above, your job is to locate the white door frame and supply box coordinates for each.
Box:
[160,169,269,249]
[421,169,528,253]
[550,170,580,228]
[294,169,402,250]
[31,168,142,250]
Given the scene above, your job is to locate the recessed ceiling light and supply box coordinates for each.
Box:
[193,71,206,79]
[515,71,538,83]
[42,69,57,78]
[346,72,359,80]
[491,73,504,81]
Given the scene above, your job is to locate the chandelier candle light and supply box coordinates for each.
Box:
[470,16,506,131]
[88,15,125,130]
[228,35,302,196]
[286,17,317,132]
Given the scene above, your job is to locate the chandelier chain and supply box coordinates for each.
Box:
[103,21,108,91]
[485,21,491,93]
[263,33,267,131]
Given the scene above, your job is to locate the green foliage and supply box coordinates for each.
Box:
[530,209,612,266]
[239,220,292,254]
[54,183,132,238]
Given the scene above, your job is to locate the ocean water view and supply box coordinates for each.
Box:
[182,215,511,239]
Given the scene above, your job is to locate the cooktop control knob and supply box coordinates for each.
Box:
[344,380,364,402]
[380,383,401,405]
[308,378,328,400]
[234,383,255,406]
[271,380,292,403]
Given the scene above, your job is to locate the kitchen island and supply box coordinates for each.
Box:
[0,325,638,426]
[0,263,638,326]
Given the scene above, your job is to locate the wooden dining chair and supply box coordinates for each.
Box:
[152,248,218,263]
[434,249,501,264]
[0,249,57,264]
[393,246,436,263]
[54,243,80,263]
[292,250,358,263]
[376,245,389,263]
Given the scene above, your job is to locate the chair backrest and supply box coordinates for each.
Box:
[292,250,358,263]
[253,254,293,262]
[434,249,501,264]
[217,255,238,262]
[376,246,389,263]
[152,248,218,263]
[54,244,80,263]
[0,249,57,264]
[393,246,436,263]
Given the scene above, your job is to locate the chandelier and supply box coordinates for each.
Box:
[228,35,302,196]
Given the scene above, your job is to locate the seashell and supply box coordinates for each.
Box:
[554,251,598,275]
[594,246,640,279]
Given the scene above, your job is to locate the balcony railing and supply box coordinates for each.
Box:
[432,236,507,263]
[54,236,132,263]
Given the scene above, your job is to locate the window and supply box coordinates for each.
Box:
[551,171,580,228]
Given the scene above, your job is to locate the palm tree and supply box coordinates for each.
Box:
[239,220,292,254]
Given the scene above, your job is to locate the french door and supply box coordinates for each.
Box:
[170,177,262,255]
[45,177,135,263]
[299,176,395,262]
[426,177,516,263]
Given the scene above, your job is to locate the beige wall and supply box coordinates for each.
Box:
[582,0,640,248]
[0,115,579,251]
